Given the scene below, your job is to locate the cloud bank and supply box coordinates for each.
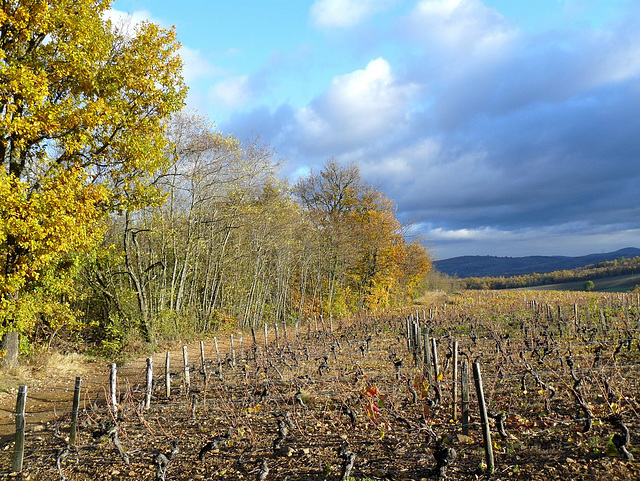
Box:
[194,0,640,257]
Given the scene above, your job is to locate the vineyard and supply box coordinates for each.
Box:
[1,290,639,480]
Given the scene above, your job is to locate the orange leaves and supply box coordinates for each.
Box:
[360,384,387,423]
[361,384,379,398]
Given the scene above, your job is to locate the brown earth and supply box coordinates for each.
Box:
[0,301,638,480]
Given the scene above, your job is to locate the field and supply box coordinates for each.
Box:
[520,273,640,293]
[1,290,639,480]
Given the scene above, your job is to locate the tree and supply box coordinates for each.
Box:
[583,280,595,292]
[0,0,186,366]
[294,159,431,313]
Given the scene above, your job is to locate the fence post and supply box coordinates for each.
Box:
[183,345,190,393]
[145,357,153,410]
[473,362,494,474]
[461,361,470,435]
[12,385,27,473]
[70,377,81,445]
[165,351,171,399]
[110,363,118,419]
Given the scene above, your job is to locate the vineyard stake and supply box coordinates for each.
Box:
[423,326,432,383]
[230,334,236,367]
[183,346,190,393]
[473,362,494,474]
[461,361,470,435]
[264,323,268,352]
[165,351,171,398]
[12,385,27,473]
[431,337,440,380]
[110,363,118,419]
[452,340,458,420]
[200,341,208,384]
[145,357,153,410]
[70,377,81,445]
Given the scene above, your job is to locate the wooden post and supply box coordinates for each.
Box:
[231,334,236,367]
[183,346,190,393]
[110,363,118,419]
[70,377,81,445]
[295,321,299,339]
[12,385,27,473]
[452,340,458,420]
[264,323,268,351]
[214,337,222,379]
[165,351,171,398]
[473,362,494,474]
[461,361,470,435]
[423,326,432,382]
[200,341,208,384]
[145,357,153,410]
[214,337,221,365]
[431,337,440,380]
[275,323,280,348]
[431,337,442,403]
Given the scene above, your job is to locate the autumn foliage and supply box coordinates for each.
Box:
[0,3,430,360]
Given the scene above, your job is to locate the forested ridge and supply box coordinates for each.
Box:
[461,256,640,290]
[0,1,431,364]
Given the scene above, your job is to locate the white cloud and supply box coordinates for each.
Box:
[310,0,396,28]
[103,8,160,31]
[405,0,515,56]
[179,46,223,84]
[427,226,504,241]
[296,58,418,150]
[208,75,251,110]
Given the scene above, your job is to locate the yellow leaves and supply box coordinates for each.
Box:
[0,167,105,329]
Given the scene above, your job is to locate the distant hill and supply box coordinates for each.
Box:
[434,247,640,278]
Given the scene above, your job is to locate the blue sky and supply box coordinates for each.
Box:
[110,0,640,260]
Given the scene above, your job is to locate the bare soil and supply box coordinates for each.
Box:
[0,294,638,480]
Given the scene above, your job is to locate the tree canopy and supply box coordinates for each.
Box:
[0,0,186,364]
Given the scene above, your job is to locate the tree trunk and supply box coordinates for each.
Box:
[1,331,19,368]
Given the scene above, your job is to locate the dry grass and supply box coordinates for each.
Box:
[0,350,91,393]
[413,290,448,306]
[32,350,90,379]
[0,364,32,392]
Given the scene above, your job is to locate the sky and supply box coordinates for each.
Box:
[110,0,640,260]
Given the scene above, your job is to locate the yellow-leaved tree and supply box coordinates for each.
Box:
[0,0,186,366]
[294,159,432,313]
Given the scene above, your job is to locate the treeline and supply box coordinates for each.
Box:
[74,114,431,354]
[462,256,640,290]
[0,3,430,364]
